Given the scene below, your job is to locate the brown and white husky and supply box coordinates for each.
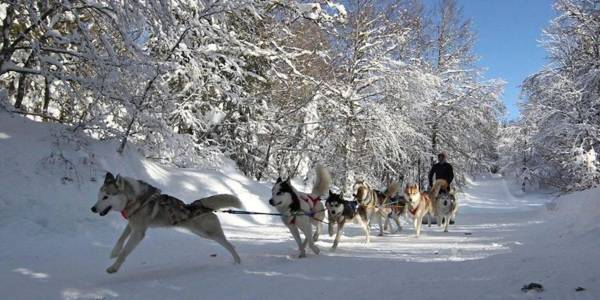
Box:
[353,180,403,236]
[404,179,448,237]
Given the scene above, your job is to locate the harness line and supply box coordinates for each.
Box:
[378,199,407,207]
[218,208,330,224]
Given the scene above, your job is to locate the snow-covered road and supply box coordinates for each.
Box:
[4,175,597,300]
[1,114,598,300]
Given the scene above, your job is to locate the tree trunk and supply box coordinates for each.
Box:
[417,157,422,190]
[431,122,438,159]
[15,52,36,110]
[0,3,16,77]
[257,137,273,181]
[117,117,136,154]
[340,137,350,194]
[42,76,51,122]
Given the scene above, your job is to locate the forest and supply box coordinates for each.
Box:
[1,0,598,191]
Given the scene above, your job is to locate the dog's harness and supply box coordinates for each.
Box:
[355,184,379,209]
[408,194,436,216]
[343,200,359,218]
[408,198,422,215]
[289,195,320,225]
[409,205,418,216]
[301,194,321,207]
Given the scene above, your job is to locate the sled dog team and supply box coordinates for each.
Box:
[91,165,457,273]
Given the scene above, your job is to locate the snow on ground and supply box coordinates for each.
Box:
[1,112,599,300]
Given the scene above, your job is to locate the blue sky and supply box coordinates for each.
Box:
[456,0,556,120]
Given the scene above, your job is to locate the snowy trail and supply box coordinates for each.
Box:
[1,115,598,299]
[6,175,593,300]
[460,176,547,213]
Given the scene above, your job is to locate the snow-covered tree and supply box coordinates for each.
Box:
[1,0,506,190]
[516,0,600,191]
[420,0,505,185]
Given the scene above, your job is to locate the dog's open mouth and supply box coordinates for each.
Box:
[99,206,112,216]
[268,199,282,207]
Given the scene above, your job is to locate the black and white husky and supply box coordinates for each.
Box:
[91,172,242,273]
[268,165,330,258]
[325,191,370,251]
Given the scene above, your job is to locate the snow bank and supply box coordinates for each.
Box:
[0,112,280,236]
[546,187,600,245]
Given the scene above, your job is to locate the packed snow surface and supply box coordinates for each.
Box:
[0,113,599,299]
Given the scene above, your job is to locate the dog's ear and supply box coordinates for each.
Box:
[276,177,282,183]
[104,172,115,184]
[115,174,126,191]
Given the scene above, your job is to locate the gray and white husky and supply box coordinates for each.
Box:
[434,190,458,233]
[268,165,330,258]
[91,172,242,273]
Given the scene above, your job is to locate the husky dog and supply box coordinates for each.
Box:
[435,193,458,232]
[325,191,370,250]
[352,180,383,235]
[268,165,330,258]
[353,180,402,236]
[381,182,406,233]
[433,180,458,232]
[404,179,447,237]
[91,172,242,273]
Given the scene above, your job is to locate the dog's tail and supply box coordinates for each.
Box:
[311,164,332,197]
[197,194,242,210]
[430,179,449,200]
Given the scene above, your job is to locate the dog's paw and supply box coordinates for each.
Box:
[106,266,118,274]
[298,252,306,258]
[311,246,320,255]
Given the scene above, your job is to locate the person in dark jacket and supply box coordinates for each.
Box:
[428,152,454,192]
